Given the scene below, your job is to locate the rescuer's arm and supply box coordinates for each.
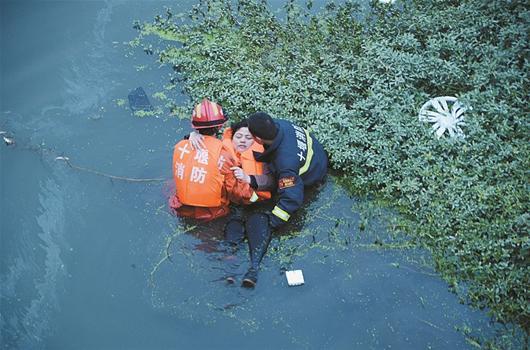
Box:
[249,171,276,192]
[269,165,304,229]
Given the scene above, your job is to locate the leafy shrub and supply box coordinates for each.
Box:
[138,0,529,342]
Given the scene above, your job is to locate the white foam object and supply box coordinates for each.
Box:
[286,270,305,286]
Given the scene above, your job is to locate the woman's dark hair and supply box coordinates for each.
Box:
[247,112,278,140]
[230,120,249,139]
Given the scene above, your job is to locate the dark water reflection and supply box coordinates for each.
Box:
[1,1,498,349]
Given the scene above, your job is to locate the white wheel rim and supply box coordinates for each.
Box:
[419,96,467,139]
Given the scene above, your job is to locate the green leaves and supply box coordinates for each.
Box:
[140,0,529,339]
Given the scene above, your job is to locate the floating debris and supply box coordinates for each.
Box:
[419,96,468,139]
[1,132,14,146]
[285,270,305,286]
[128,87,154,113]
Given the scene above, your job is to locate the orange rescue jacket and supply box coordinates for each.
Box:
[173,136,228,208]
[222,128,272,201]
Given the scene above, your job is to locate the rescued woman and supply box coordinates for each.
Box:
[220,120,275,287]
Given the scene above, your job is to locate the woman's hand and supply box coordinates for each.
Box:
[230,167,251,184]
[189,131,205,150]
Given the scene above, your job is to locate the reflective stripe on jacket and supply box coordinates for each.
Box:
[253,119,328,228]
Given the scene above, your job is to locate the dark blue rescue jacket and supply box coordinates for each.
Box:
[253,119,328,228]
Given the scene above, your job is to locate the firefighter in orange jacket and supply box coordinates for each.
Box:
[169,99,258,220]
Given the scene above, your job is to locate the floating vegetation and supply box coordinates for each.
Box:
[115,98,127,107]
[147,178,437,343]
[152,91,168,101]
[140,0,529,345]
[132,107,163,118]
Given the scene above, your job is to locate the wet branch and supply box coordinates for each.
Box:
[149,225,197,286]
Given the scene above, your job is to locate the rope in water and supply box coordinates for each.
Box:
[55,156,166,183]
[1,129,166,183]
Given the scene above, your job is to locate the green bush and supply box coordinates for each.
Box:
[138,0,529,342]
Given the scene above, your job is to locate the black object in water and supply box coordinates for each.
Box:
[128,87,153,112]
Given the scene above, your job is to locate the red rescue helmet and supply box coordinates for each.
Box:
[191,98,228,129]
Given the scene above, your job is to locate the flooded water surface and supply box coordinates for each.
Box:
[1,1,499,349]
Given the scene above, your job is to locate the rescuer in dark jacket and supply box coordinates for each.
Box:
[247,112,328,229]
